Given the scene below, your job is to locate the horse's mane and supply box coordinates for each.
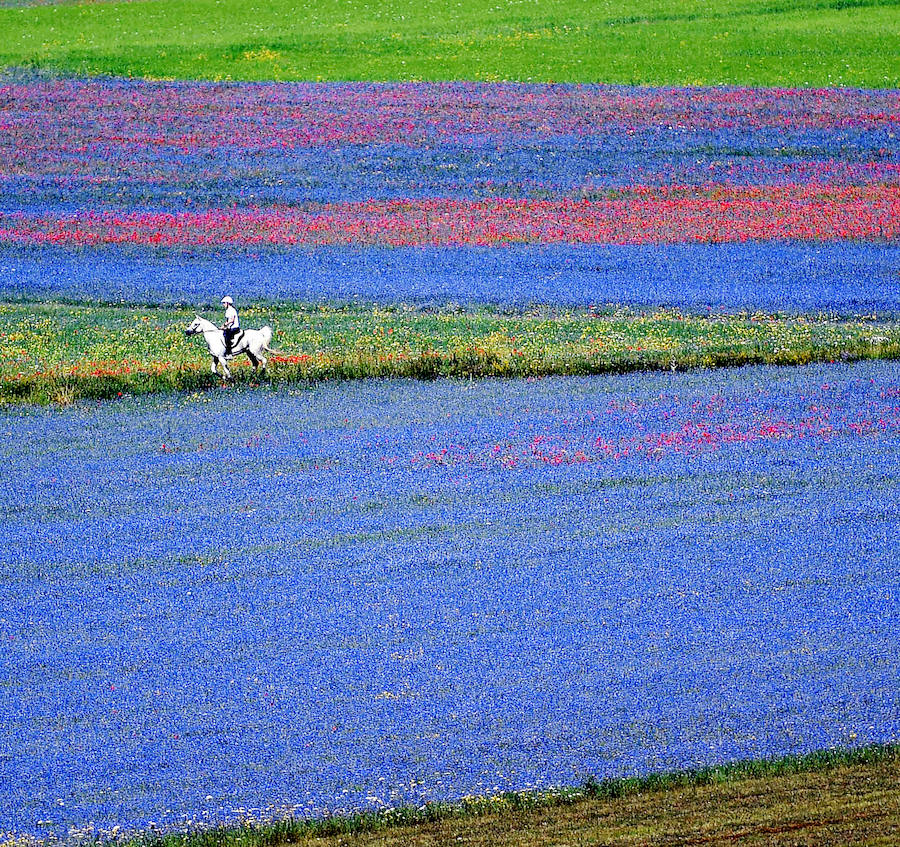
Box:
[194,315,220,332]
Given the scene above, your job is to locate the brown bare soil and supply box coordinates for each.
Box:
[288,757,899,847]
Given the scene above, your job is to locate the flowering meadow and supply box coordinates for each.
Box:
[4,243,900,315]
[1,69,899,843]
[2,300,898,406]
[2,360,899,839]
[1,79,898,313]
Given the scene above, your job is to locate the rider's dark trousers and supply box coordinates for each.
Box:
[224,327,239,352]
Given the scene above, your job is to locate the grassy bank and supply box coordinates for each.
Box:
[1,301,898,404]
[118,744,900,847]
[2,0,898,86]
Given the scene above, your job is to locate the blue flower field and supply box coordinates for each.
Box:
[3,243,899,314]
[2,361,898,838]
[2,69,898,843]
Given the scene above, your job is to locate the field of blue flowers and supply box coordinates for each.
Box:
[2,360,898,838]
[2,81,898,316]
[3,242,899,314]
[2,74,898,842]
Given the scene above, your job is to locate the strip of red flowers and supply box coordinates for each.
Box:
[1,186,895,247]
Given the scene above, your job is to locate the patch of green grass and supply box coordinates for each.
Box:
[1,300,898,404]
[2,0,898,85]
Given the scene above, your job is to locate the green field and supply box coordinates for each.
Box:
[2,0,899,86]
[2,301,898,404]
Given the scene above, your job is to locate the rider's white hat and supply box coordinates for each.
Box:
[221,295,234,305]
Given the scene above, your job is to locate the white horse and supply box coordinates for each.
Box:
[185,315,273,379]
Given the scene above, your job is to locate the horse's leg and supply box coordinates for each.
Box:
[210,357,218,374]
[251,344,267,373]
[221,358,231,379]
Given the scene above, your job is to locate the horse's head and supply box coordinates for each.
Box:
[185,316,204,336]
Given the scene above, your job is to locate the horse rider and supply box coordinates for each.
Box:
[221,295,240,354]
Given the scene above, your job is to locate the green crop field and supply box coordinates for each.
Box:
[2,0,899,86]
[3,302,898,404]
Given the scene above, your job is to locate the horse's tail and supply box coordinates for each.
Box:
[261,327,296,356]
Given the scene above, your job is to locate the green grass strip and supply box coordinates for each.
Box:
[112,743,899,847]
[2,301,898,405]
[2,0,899,86]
